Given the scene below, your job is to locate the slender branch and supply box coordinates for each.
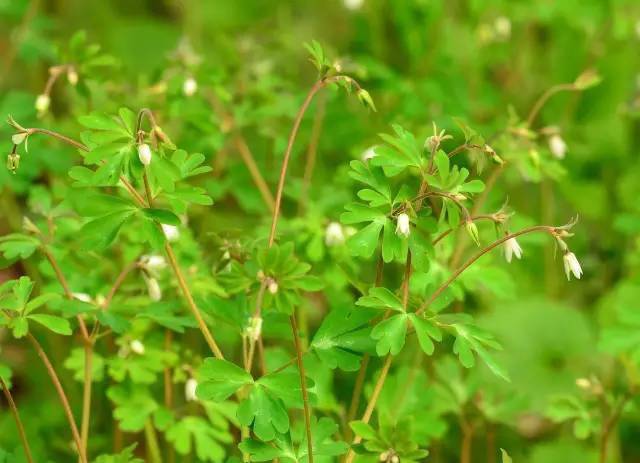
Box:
[526,83,576,127]
[416,225,559,316]
[447,143,484,159]
[0,378,34,463]
[233,136,275,211]
[27,333,87,463]
[80,344,93,461]
[298,91,327,213]
[290,315,314,463]
[599,393,632,463]
[432,215,496,246]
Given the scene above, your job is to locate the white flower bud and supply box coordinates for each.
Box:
[141,254,167,273]
[576,378,591,390]
[563,251,583,280]
[268,280,279,294]
[35,94,50,115]
[161,224,180,242]
[465,221,480,246]
[130,339,145,355]
[503,237,523,263]
[395,213,410,238]
[183,77,198,97]
[390,455,399,463]
[185,378,198,402]
[138,143,152,166]
[145,276,162,301]
[361,146,377,162]
[67,68,79,86]
[548,134,567,159]
[72,292,92,303]
[379,451,389,462]
[325,222,345,246]
[343,0,364,11]
[494,16,511,40]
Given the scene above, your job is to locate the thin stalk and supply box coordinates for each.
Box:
[27,333,87,463]
[460,419,474,463]
[80,344,93,461]
[144,420,163,463]
[298,92,327,213]
[0,378,34,463]
[416,225,559,316]
[234,136,275,211]
[526,83,576,127]
[599,394,631,463]
[290,315,314,463]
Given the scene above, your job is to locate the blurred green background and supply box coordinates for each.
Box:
[1,0,640,462]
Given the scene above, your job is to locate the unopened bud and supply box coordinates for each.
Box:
[130,339,145,355]
[35,94,50,115]
[246,316,263,341]
[6,153,20,173]
[138,143,152,166]
[67,68,79,86]
[465,220,480,246]
[183,77,198,97]
[268,280,279,294]
[22,216,40,234]
[185,378,198,402]
[161,224,180,242]
[145,276,162,301]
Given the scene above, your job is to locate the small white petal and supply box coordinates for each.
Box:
[563,252,583,280]
[361,146,377,162]
[325,222,345,246]
[145,276,162,301]
[183,77,198,97]
[138,143,152,166]
[130,340,145,355]
[35,94,50,114]
[395,213,410,238]
[268,281,278,294]
[503,237,523,263]
[72,292,92,303]
[162,224,180,242]
[549,134,567,160]
[185,378,198,402]
[141,254,167,273]
[343,0,364,10]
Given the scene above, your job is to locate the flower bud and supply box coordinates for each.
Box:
[161,224,180,242]
[145,276,162,301]
[138,143,152,166]
[268,280,279,294]
[357,89,377,112]
[548,134,567,160]
[246,316,263,341]
[494,16,511,40]
[6,153,20,173]
[325,222,345,246]
[185,378,198,402]
[141,254,167,274]
[395,213,410,238]
[343,0,364,10]
[35,94,50,115]
[575,378,591,390]
[22,216,40,234]
[361,146,377,162]
[573,69,601,90]
[465,220,480,246]
[72,292,92,303]
[130,339,145,355]
[183,77,198,97]
[67,68,79,86]
[503,237,523,263]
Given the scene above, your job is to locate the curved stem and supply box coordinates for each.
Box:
[432,215,496,246]
[0,378,34,463]
[27,333,87,463]
[298,92,327,213]
[416,225,558,315]
[290,315,314,463]
[526,83,576,127]
[80,344,93,461]
[599,393,632,463]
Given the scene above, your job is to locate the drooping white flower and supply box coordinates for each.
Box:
[35,94,50,115]
[145,276,162,301]
[395,213,410,238]
[325,222,345,246]
[185,378,198,402]
[183,77,198,97]
[268,280,279,294]
[548,134,567,159]
[141,254,167,273]
[72,292,92,303]
[503,237,523,263]
[67,68,79,86]
[563,252,583,280]
[343,0,364,11]
[130,339,145,355]
[138,143,152,166]
[162,224,180,242]
[361,146,377,162]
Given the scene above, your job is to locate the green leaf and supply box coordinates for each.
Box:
[371,314,408,356]
[197,358,253,401]
[237,385,289,441]
[408,313,442,355]
[166,416,228,462]
[501,449,513,463]
[346,221,383,258]
[27,314,72,335]
[356,287,404,312]
[25,293,61,314]
[80,210,135,250]
[349,421,377,440]
[142,208,181,226]
[0,234,40,262]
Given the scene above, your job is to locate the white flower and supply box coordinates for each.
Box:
[145,276,162,301]
[162,224,180,242]
[361,146,377,162]
[494,16,511,40]
[183,77,198,97]
[325,222,345,246]
[343,0,364,10]
[563,252,583,280]
[185,378,198,402]
[130,339,145,355]
[67,68,79,86]
[268,280,279,294]
[548,134,567,159]
[246,316,263,341]
[395,213,410,238]
[503,237,523,263]
[72,292,92,303]
[138,143,152,166]
[35,94,50,115]
[141,254,167,273]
